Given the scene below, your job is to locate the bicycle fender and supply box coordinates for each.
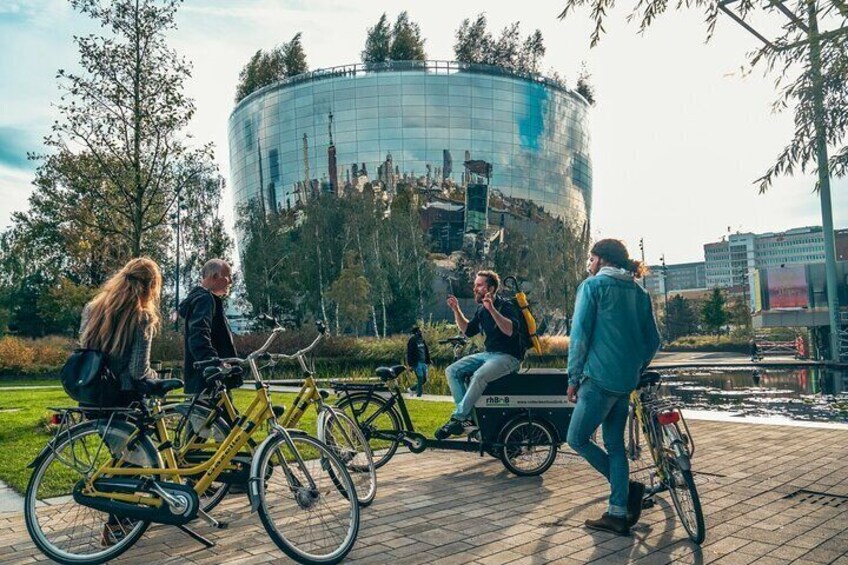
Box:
[248,429,311,514]
[673,443,692,471]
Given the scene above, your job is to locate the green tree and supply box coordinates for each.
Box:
[488,23,522,69]
[726,295,752,328]
[362,13,392,65]
[37,278,97,336]
[235,33,308,103]
[701,288,728,335]
[282,32,308,77]
[454,14,493,64]
[518,29,546,73]
[665,295,698,340]
[576,66,596,105]
[41,0,217,259]
[326,252,372,335]
[390,12,426,61]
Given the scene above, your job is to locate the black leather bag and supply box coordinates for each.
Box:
[60,349,122,407]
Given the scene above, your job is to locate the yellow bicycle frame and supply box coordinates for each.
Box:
[81,383,276,505]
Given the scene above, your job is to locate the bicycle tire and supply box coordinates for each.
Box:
[158,403,233,512]
[254,431,360,564]
[24,419,159,564]
[499,418,558,477]
[335,393,402,469]
[665,458,706,544]
[319,407,377,507]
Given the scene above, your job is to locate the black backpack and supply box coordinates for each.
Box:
[60,349,122,407]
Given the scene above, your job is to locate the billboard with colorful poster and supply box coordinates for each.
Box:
[766,266,808,309]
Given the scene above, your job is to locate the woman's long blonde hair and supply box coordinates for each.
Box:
[80,257,162,356]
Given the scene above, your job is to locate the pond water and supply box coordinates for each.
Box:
[659,368,848,423]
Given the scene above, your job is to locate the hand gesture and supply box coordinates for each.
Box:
[482,291,494,311]
[446,294,459,311]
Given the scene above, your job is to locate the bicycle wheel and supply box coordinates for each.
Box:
[664,456,706,544]
[500,418,558,477]
[24,419,159,564]
[319,408,377,507]
[255,431,360,565]
[158,403,232,512]
[335,393,401,469]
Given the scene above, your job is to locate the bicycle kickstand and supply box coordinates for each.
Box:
[175,524,216,548]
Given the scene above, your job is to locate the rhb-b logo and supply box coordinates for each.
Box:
[486,396,510,405]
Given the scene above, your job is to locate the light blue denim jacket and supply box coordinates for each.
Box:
[567,267,662,394]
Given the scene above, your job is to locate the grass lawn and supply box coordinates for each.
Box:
[0,382,454,495]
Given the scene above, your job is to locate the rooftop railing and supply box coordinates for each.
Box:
[234,60,583,112]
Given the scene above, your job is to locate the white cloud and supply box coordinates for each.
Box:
[2,0,846,268]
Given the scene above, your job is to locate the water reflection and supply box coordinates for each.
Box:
[659,368,848,423]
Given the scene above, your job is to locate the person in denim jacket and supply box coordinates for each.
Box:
[567,239,661,536]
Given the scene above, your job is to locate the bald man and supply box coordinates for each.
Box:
[178,259,237,394]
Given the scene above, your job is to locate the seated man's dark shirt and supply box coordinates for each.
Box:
[465,295,523,360]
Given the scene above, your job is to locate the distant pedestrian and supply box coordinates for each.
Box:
[750,339,760,362]
[406,326,431,397]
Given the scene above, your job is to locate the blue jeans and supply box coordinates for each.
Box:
[413,362,428,396]
[566,379,631,518]
[445,352,521,420]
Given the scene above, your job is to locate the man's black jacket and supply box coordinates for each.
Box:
[406,335,431,366]
[178,286,237,394]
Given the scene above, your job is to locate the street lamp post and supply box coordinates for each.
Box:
[661,254,669,340]
[717,0,845,361]
[173,190,185,331]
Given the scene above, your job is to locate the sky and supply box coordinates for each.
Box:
[1,0,846,268]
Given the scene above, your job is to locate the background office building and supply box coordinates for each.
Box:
[704,227,848,289]
[228,61,593,243]
[643,262,707,296]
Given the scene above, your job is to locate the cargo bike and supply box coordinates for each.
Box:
[334,335,574,477]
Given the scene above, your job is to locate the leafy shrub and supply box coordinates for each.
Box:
[665,334,749,353]
[0,335,73,373]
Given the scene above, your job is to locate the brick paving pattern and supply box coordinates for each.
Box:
[1,419,846,564]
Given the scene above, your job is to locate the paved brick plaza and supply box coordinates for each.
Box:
[1,419,847,564]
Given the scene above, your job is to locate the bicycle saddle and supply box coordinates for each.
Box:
[375,365,406,381]
[638,372,661,389]
[135,378,184,398]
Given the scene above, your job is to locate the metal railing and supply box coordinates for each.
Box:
[233,60,584,113]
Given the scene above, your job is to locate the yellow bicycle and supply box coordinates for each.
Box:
[627,371,705,544]
[24,347,360,564]
[167,318,377,507]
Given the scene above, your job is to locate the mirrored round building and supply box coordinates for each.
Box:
[228,61,592,238]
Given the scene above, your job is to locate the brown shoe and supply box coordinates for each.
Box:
[585,513,630,536]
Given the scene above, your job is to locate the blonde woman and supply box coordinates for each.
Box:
[79,257,163,406]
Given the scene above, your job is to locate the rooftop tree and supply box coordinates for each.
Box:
[362,13,392,65]
[235,32,309,103]
[389,11,427,61]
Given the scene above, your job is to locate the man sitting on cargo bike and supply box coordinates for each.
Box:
[436,270,524,439]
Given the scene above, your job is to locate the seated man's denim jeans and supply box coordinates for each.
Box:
[566,378,631,517]
[445,352,521,420]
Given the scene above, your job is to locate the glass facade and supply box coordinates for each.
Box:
[228,63,592,230]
